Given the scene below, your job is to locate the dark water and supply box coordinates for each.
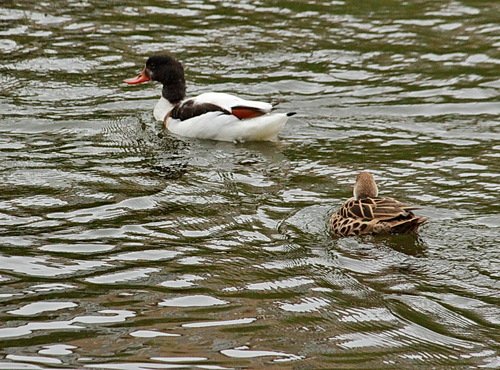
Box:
[1,0,499,368]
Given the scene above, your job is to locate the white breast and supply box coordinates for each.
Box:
[153,97,173,121]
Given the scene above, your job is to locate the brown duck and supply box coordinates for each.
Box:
[329,172,427,236]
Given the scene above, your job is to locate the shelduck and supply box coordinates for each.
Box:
[124,54,295,142]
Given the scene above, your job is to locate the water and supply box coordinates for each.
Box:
[0,0,499,368]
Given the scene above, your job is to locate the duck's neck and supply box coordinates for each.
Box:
[154,81,186,121]
[161,81,186,105]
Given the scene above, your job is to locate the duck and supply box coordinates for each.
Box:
[124,54,295,142]
[329,171,427,237]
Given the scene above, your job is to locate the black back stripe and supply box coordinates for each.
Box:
[171,100,230,121]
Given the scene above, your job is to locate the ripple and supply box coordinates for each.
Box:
[39,243,115,254]
[11,195,68,208]
[246,277,314,291]
[0,321,79,339]
[8,301,77,316]
[159,295,228,308]
[144,6,199,17]
[0,363,43,369]
[85,268,160,284]
[332,320,475,350]
[152,357,208,363]
[5,355,61,365]
[0,255,107,277]
[38,344,76,356]
[160,274,204,288]
[220,346,304,362]
[85,362,229,370]
[15,57,99,73]
[47,195,157,223]
[279,297,330,313]
[28,283,76,293]
[0,310,135,339]
[0,39,18,53]
[182,318,256,328]
[130,330,180,338]
[110,249,180,261]
[426,2,480,16]
[72,310,135,324]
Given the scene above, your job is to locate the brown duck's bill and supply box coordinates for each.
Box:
[124,69,150,84]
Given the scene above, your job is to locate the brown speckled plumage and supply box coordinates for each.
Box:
[329,172,427,237]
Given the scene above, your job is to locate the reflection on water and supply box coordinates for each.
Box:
[0,0,499,368]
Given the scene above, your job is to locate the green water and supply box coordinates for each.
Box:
[0,0,499,368]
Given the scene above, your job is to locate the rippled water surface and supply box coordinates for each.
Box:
[1,0,499,368]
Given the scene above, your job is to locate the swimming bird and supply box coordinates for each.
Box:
[329,172,427,236]
[124,54,295,142]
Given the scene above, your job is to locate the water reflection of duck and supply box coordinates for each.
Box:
[329,172,427,237]
[124,54,295,142]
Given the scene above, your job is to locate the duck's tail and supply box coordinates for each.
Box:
[270,100,296,117]
[390,216,428,234]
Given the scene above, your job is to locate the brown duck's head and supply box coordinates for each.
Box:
[353,171,378,199]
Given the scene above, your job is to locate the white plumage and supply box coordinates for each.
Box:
[153,94,287,142]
